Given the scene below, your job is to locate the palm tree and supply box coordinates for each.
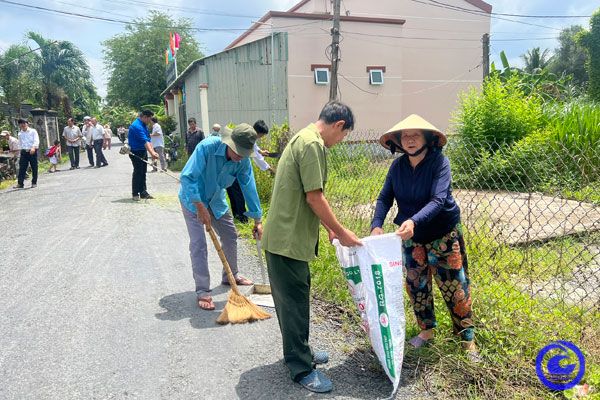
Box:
[521,47,553,73]
[26,32,99,111]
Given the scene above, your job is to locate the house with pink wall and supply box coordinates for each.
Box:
[163,0,491,136]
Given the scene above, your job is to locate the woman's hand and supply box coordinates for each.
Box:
[396,219,415,240]
[370,227,384,236]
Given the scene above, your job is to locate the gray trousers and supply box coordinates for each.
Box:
[181,202,239,298]
[152,146,167,171]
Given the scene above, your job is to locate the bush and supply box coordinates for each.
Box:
[452,75,545,151]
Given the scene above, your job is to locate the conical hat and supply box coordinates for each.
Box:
[379,114,447,149]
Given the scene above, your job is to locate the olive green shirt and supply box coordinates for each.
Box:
[262,124,327,262]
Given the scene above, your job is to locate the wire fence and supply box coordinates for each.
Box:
[256,129,600,385]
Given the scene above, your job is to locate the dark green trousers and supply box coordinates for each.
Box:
[265,251,313,381]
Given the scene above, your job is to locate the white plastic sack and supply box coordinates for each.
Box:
[334,233,406,395]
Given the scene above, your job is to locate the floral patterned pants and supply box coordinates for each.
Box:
[402,224,474,341]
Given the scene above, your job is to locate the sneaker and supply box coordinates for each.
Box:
[31,184,37,188]
[313,351,329,365]
[298,370,333,393]
[132,195,141,202]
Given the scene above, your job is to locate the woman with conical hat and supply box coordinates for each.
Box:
[370,114,480,361]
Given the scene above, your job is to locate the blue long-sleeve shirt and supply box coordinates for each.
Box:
[371,149,460,244]
[179,136,262,220]
[128,118,151,151]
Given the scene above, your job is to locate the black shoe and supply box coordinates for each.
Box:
[75,166,80,169]
[13,184,24,189]
[140,193,154,199]
[31,184,37,188]
[101,163,108,167]
[235,215,249,223]
[132,195,141,202]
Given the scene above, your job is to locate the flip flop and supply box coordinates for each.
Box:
[198,296,215,310]
[408,335,431,349]
[222,275,253,286]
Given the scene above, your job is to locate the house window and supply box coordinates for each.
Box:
[369,69,384,85]
[314,68,330,85]
[367,66,386,86]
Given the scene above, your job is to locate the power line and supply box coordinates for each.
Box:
[101,0,261,19]
[409,0,563,31]
[426,0,592,19]
[0,0,268,32]
[0,41,59,68]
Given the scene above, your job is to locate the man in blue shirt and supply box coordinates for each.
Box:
[179,123,263,311]
[128,110,159,201]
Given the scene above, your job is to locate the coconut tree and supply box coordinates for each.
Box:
[26,32,99,112]
[521,47,553,73]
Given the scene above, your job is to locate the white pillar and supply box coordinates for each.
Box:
[199,83,210,134]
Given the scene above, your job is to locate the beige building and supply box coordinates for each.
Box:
[163,0,491,136]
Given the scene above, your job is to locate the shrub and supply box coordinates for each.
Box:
[452,75,545,151]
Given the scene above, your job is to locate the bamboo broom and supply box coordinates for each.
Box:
[206,226,271,324]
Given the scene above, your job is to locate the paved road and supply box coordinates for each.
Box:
[0,144,414,399]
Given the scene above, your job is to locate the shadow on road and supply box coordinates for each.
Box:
[155,288,238,330]
[235,350,409,400]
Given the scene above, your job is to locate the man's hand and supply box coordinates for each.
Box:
[150,150,159,160]
[252,222,263,240]
[396,219,415,240]
[195,202,211,230]
[30,148,36,155]
[259,149,269,156]
[327,229,337,243]
[371,227,384,236]
[337,228,362,247]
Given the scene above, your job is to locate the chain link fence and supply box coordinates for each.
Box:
[256,128,599,392]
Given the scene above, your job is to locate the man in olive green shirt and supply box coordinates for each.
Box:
[262,101,362,393]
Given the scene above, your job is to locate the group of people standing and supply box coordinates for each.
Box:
[63,116,112,170]
[173,100,479,393]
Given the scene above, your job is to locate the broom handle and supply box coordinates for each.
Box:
[207,225,241,295]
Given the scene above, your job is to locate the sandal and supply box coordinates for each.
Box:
[222,275,254,286]
[408,335,432,349]
[198,296,215,310]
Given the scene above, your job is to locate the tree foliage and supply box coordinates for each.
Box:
[549,25,589,85]
[578,10,600,101]
[0,44,41,109]
[27,32,99,113]
[0,33,99,118]
[520,47,552,73]
[103,11,203,109]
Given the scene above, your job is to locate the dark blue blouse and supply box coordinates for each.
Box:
[370,149,461,244]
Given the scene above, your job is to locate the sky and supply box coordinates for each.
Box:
[0,0,596,100]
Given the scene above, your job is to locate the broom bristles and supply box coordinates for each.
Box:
[216,290,271,325]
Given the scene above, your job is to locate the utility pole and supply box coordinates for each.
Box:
[482,33,490,80]
[329,0,341,101]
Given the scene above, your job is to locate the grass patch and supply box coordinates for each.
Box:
[168,153,189,172]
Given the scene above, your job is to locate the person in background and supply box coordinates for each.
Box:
[261,102,362,393]
[185,117,204,156]
[371,114,480,362]
[62,117,82,169]
[15,118,40,189]
[252,120,276,175]
[90,117,108,168]
[82,116,95,167]
[210,123,221,137]
[1,130,20,177]
[128,110,159,201]
[103,123,113,150]
[150,117,167,172]
[47,140,61,173]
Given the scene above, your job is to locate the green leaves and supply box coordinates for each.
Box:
[103,11,203,109]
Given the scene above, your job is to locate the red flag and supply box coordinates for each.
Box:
[174,32,181,49]
[169,32,176,57]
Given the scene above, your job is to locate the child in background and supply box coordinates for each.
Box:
[47,140,61,173]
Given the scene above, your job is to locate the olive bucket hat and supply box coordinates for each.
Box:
[221,123,257,158]
[379,114,447,150]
